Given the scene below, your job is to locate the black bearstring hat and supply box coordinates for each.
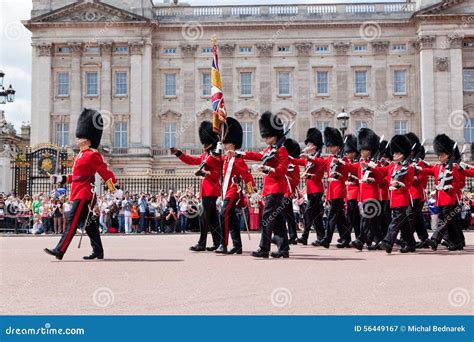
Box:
[419,146,426,160]
[357,128,380,154]
[379,140,391,159]
[452,145,461,162]
[405,132,421,155]
[222,117,243,149]
[433,134,455,156]
[284,138,301,158]
[343,134,358,154]
[324,127,343,148]
[76,108,103,149]
[198,121,219,146]
[259,111,285,139]
[304,128,323,148]
[389,134,412,158]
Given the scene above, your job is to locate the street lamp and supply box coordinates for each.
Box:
[336,108,350,137]
[6,85,15,102]
[0,87,6,105]
[0,70,4,87]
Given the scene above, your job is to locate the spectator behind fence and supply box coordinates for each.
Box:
[30,214,44,235]
[163,206,177,233]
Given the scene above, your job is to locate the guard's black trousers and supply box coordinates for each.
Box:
[324,198,350,243]
[358,201,382,244]
[301,192,325,241]
[407,199,429,241]
[431,205,462,246]
[55,199,103,255]
[284,197,298,242]
[383,206,416,247]
[347,199,360,240]
[378,200,391,237]
[219,197,241,248]
[260,194,289,252]
[198,196,221,248]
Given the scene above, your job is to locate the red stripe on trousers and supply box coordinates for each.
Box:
[223,198,234,247]
[60,199,86,253]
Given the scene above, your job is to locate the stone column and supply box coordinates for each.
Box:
[99,41,112,147]
[447,34,465,144]
[295,42,312,141]
[180,44,198,146]
[129,41,144,148]
[31,43,53,145]
[371,41,390,132]
[68,42,83,145]
[256,43,273,113]
[141,40,153,150]
[333,42,351,118]
[417,35,436,145]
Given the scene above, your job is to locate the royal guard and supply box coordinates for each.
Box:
[377,140,392,237]
[378,135,416,253]
[454,146,470,247]
[282,138,302,245]
[235,112,290,258]
[293,128,326,246]
[343,134,360,243]
[44,108,119,260]
[424,135,463,251]
[320,127,351,248]
[171,121,221,252]
[216,117,255,254]
[348,128,383,251]
[405,133,430,248]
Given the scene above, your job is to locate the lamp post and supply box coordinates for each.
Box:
[0,70,16,105]
[336,108,350,137]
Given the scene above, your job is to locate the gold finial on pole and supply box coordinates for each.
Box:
[211,34,218,47]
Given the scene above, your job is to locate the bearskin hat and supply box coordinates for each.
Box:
[304,128,323,148]
[76,108,103,149]
[343,134,358,154]
[433,134,455,156]
[324,127,343,148]
[284,138,301,158]
[379,140,391,159]
[199,121,219,147]
[259,111,284,139]
[390,134,412,158]
[357,128,380,154]
[222,117,243,149]
[405,132,421,155]
[452,145,461,162]
[419,146,426,160]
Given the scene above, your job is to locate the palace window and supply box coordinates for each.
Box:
[56,47,70,54]
[355,71,367,95]
[114,122,128,148]
[316,71,329,95]
[84,47,99,53]
[394,120,408,135]
[278,46,290,52]
[202,47,212,53]
[315,121,330,131]
[114,46,129,53]
[164,73,177,97]
[57,72,69,97]
[392,44,407,51]
[55,122,69,147]
[354,45,367,52]
[242,122,253,148]
[464,69,474,91]
[163,48,177,54]
[86,72,98,96]
[278,72,290,96]
[240,47,252,53]
[115,72,128,96]
[240,72,252,96]
[202,73,211,97]
[315,45,329,53]
[355,120,368,131]
[464,118,474,143]
[393,70,407,94]
[164,123,177,148]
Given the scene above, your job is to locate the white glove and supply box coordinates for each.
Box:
[50,174,64,184]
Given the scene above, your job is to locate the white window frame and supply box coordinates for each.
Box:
[164,73,177,97]
[315,45,329,53]
[163,48,177,55]
[463,69,474,92]
[315,121,330,131]
[392,44,407,52]
[242,122,253,149]
[163,123,177,148]
[394,120,408,135]
[114,46,129,54]
[85,71,99,97]
[239,47,252,53]
[55,122,69,147]
[202,72,211,97]
[57,72,69,97]
[277,71,291,97]
[354,44,368,52]
[393,69,407,95]
[114,121,128,148]
[316,71,329,96]
[115,71,128,97]
[240,72,252,97]
[355,70,368,95]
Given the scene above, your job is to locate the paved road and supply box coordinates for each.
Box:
[0,232,472,315]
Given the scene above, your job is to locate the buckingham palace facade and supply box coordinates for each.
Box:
[23,0,474,173]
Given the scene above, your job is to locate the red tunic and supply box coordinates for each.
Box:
[293,156,326,194]
[66,148,116,201]
[424,164,460,206]
[222,155,254,200]
[178,152,221,198]
[243,146,289,196]
[379,162,414,208]
[409,161,429,201]
[345,159,359,201]
[347,160,383,202]
[326,155,348,201]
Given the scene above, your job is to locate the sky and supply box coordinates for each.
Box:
[0,0,401,131]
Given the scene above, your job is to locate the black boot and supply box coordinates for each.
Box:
[448,243,464,251]
[83,252,104,260]
[415,240,429,249]
[251,248,269,258]
[288,239,298,245]
[379,241,393,254]
[336,240,350,248]
[44,248,64,260]
[319,240,330,249]
[206,245,219,252]
[270,251,289,258]
[367,242,382,251]
[350,239,363,251]
[271,237,277,245]
[425,238,438,251]
[189,244,206,252]
[311,239,322,247]
[400,245,416,253]
[215,244,228,254]
[395,239,406,248]
[229,246,242,255]
[296,237,307,245]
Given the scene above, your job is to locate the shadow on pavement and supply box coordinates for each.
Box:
[58,258,185,263]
